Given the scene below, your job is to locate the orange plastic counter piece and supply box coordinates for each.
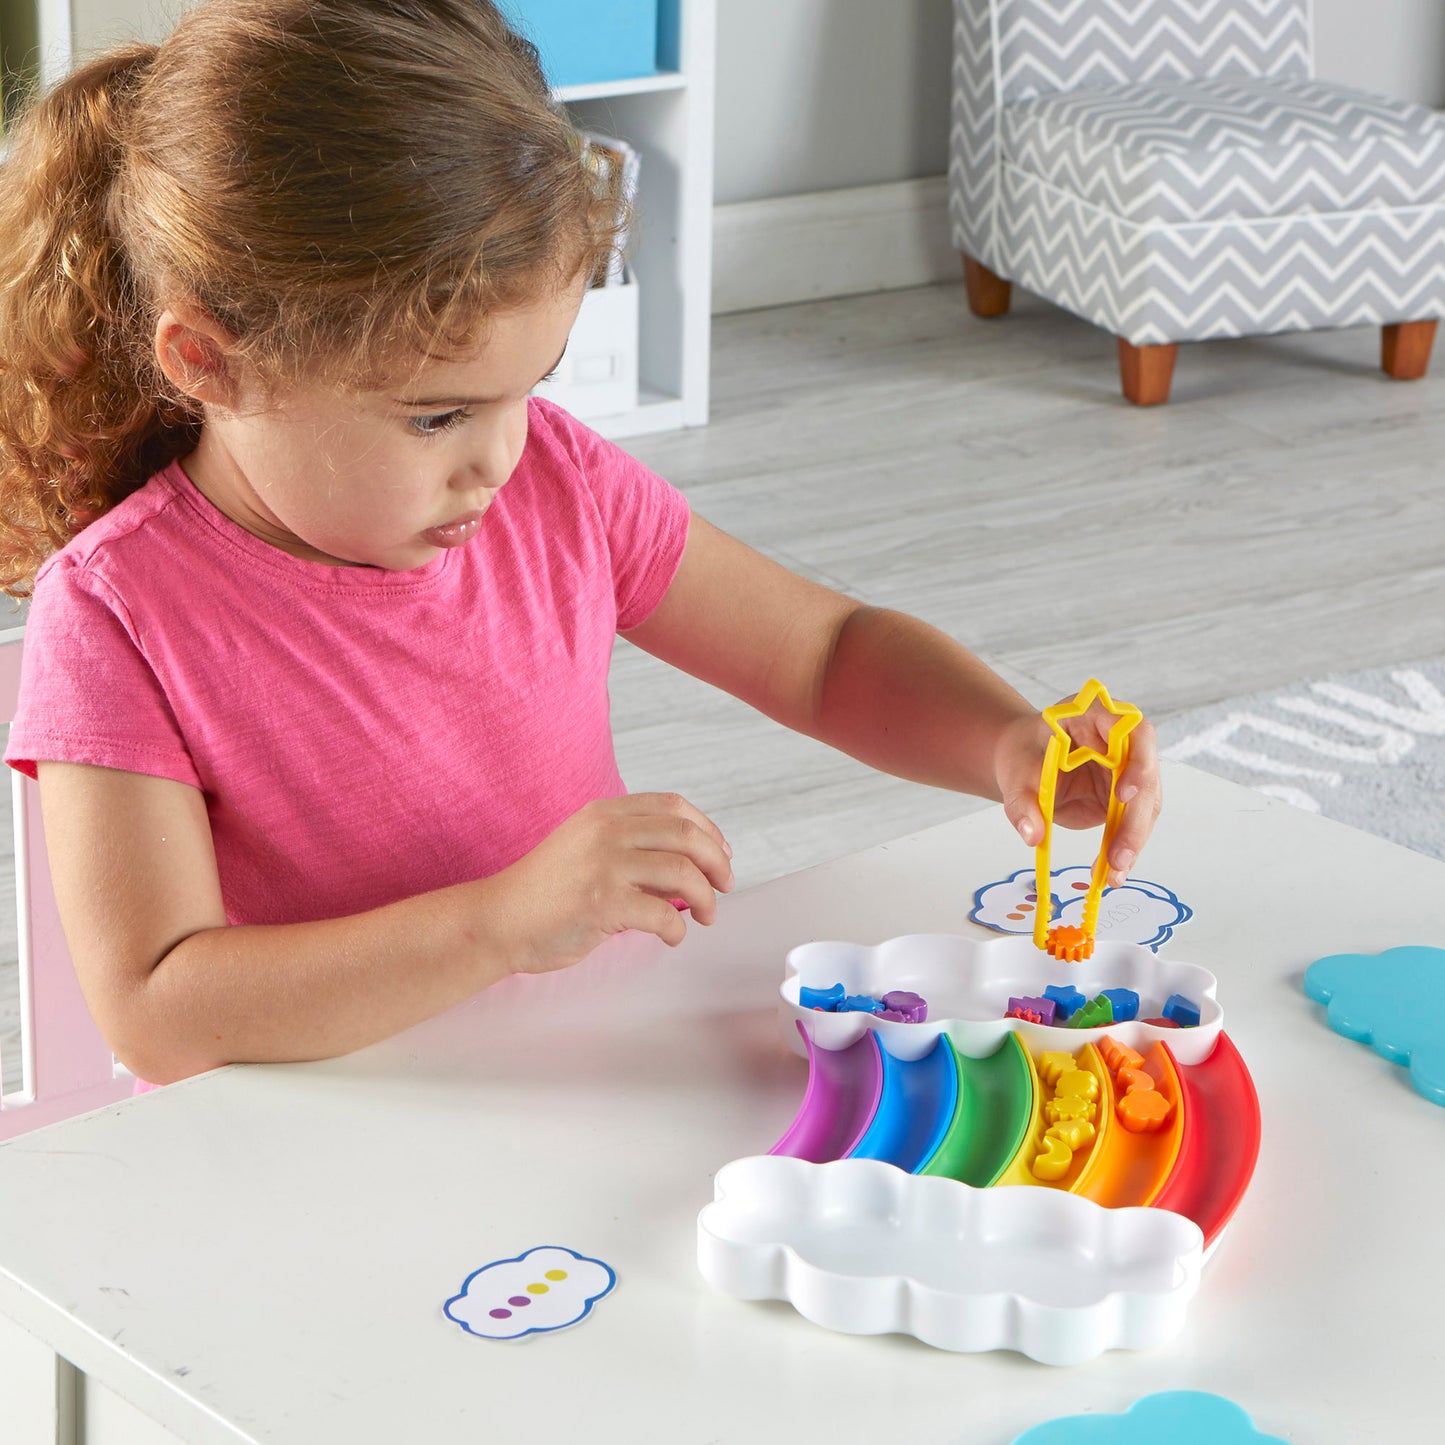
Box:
[1072,1038,1184,1209]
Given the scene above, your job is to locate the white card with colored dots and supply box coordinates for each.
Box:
[971,866,1193,952]
[445,1246,616,1340]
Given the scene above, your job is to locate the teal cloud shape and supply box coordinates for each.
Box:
[1012,1391,1286,1444]
[1304,945,1445,1106]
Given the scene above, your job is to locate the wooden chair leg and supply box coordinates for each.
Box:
[962,255,1012,318]
[1117,338,1178,406]
[1382,320,1437,380]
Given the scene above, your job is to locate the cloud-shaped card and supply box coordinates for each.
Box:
[1012,1390,1287,1443]
[445,1245,616,1340]
[972,866,1192,952]
[1304,945,1445,1106]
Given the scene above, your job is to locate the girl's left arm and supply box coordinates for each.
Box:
[624,516,1161,883]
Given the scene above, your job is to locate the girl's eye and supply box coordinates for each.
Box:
[409,408,472,437]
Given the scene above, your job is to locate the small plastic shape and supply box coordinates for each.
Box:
[1010,1389,1288,1444]
[697,1156,1204,1366]
[782,933,1223,1067]
[1008,996,1057,1026]
[1162,993,1202,1028]
[1098,1036,1171,1132]
[1032,680,1144,960]
[1303,945,1445,1106]
[1075,1039,1184,1209]
[1100,988,1139,1022]
[799,982,845,1012]
[444,1246,616,1341]
[1045,923,1093,962]
[1031,1050,1099,1184]
[1044,984,1087,1021]
[1099,1037,1144,1073]
[1116,1069,1172,1134]
[839,994,884,1014]
[1069,995,1114,1030]
[1143,1016,1180,1028]
[880,989,928,1023]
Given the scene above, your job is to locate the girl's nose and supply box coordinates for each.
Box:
[450,410,525,494]
[454,430,516,494]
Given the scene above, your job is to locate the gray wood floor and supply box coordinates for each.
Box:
[5,280,1444,1092]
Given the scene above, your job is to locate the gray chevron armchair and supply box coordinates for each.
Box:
[950,0,1445,403]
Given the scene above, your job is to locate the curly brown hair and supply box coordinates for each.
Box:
[0,0,616,597]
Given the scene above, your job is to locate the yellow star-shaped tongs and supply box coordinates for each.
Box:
[1033,679,1143,961]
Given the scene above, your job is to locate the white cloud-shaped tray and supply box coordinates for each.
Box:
[783,933,1221,1065]
[698,1155,1204,1366]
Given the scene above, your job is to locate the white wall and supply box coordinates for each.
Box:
[714,0,951,205]
[71,0,176,52]
[714,0,1445,205]
[69,1,1445,205]
[66,0,1445,211]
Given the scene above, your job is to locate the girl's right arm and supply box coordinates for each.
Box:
[37,762,733,1084]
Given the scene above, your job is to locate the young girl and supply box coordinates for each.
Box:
[0,0,1160,1087]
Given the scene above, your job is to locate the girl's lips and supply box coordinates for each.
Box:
[421,510,485,548]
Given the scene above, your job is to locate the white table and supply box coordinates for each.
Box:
[0,761,1439,1444]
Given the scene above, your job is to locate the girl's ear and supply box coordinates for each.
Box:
[153,303,242,409]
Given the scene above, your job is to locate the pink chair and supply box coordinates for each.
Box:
[0,626,133,1140]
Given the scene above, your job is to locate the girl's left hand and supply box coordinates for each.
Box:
[993,703,1162,888]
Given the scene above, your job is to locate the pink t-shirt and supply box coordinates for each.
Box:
[5,399,690,927]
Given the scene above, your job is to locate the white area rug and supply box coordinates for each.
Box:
[1155,660,1445,861]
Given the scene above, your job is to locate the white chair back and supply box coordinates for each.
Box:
[0,626,132,1140]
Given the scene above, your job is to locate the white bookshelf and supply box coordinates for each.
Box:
[555,0,715,439]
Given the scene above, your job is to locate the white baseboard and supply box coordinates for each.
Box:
[711,175,956,316]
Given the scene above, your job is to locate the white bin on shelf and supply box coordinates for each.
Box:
[533,273,639,422]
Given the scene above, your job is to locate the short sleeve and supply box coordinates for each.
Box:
[5,557,201,787]
[537,400,691,631]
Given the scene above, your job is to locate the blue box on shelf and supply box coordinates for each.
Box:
[501,1,660,90]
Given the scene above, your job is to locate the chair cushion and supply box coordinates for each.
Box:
[1003,76,1445,224]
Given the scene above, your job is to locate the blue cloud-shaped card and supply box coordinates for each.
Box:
[972,866,1192,952]
[1012,1390,1286,1444]
[1304,945,1445,1106]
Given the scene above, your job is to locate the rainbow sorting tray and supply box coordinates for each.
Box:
[698,934,1260,1365]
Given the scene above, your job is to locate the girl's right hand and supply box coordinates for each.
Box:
[496,793,735,974]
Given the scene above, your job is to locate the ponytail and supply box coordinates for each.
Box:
[0,45,198,598]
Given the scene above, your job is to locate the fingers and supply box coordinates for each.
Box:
[994,711,1163,884]
[566,794,734,950]
[1004,794,1045,848]
[614,793,735,894]
[990,713,1048,847]
[1106,720,1162,885]
[631,851,722,927]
